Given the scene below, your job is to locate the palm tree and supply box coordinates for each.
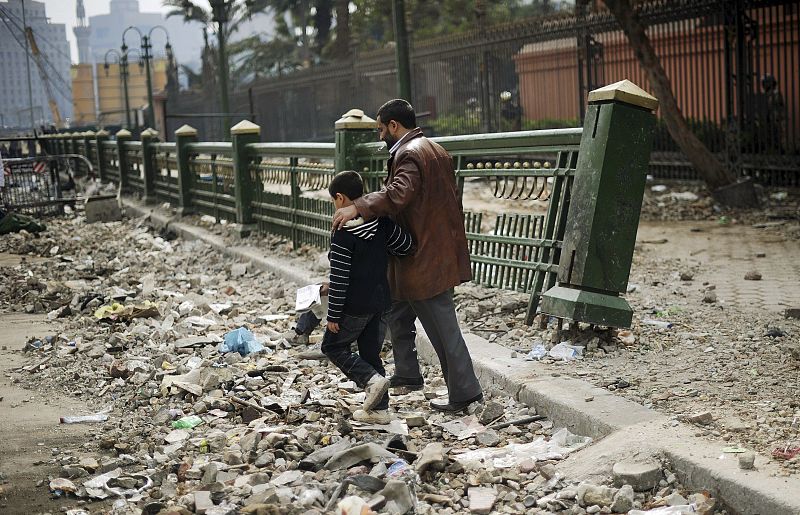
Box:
[163,0,269,136]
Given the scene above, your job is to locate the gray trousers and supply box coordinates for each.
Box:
[388,289,482,403]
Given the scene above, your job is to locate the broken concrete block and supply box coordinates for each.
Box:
[468,486,497,514]
[612,460,662,492]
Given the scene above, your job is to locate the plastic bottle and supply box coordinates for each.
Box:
[60,413,109,424]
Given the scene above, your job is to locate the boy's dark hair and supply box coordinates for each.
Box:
[329,170,364,200]
[377,99,416,130]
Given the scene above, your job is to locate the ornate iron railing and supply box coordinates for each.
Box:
[248,143,337,249]
[186,142,237,222]
[123,141,145,195]
[101,141,120,183]
[151,142,180,204]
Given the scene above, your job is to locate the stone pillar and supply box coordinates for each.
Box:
[174,124,198,215]
[540,80,658,328]
[334,109,379,191]
[95,130,109,182]
[230,120,260,235]
[116,128,132,190]
[140,128,159,203]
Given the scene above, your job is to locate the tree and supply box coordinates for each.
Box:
[591,0,757,206]
[326,0,351,59]
[163,0,271,75]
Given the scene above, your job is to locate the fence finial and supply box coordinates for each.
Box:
[116,128,132,138]
[141,128,159,139]
[230,120,261,135]
[588,79,659,111]
[335,109,377,130]
[175,124,198,137]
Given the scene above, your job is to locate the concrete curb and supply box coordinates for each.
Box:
[122,198,800,515]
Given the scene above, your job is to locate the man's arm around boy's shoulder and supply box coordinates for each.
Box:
[381,217,414,257]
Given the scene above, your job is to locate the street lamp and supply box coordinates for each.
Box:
[122,25,172,130]
[104,48,143,129]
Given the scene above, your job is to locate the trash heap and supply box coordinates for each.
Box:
[3,217,725,514]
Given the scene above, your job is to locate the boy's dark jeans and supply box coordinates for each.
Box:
[295,311,322,336]
[321,311,389,410]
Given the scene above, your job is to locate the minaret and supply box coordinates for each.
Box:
[73,0,92,63]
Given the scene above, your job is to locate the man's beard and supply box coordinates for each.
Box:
[382,134,398,149]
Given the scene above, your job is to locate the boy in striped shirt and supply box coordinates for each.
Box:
[322,171,414,424]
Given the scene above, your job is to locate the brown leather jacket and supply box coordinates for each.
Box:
[353,128,472,301]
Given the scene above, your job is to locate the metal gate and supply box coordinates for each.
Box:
[1,150,94,218]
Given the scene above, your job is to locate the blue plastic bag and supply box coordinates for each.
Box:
[218,327,264,356]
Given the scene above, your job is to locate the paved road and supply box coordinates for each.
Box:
[637,221,800,313]
[0,255,92,514]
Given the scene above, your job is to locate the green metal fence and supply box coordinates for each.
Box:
[353,129,581,315]
[124,141,145,195]
[101,141,120,183]
[151,143,181,205]
[48,83,655,327]
[187,143,238,222]
[249,143,336,249]
[50,126,580,322]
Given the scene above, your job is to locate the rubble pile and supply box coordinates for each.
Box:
[1,217,732,514]
[446,261,800,473]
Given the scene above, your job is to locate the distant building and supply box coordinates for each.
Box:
[0,0,72,128]
[73,0,90,64]
[71,58,170,129]
[88,0,202,71]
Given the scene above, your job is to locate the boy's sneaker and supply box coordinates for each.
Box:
[353,409,391,425]
[362,374,389,411]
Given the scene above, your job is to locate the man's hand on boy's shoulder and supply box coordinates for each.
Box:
[327,321,339,333]
[320,282,329,296]
[332,205,359,231]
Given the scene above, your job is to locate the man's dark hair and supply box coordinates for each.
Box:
[377,99,416,129]
[329,170,364,200]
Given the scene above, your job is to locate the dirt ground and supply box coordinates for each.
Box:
[450,184,800,471]
[0,306,94,514]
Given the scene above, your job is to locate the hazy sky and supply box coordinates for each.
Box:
[40,0,174,63]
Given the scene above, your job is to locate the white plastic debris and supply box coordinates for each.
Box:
[454,428,592,468]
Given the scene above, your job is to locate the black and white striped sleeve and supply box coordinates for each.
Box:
[385,219,414,256]
[327,232,353,323]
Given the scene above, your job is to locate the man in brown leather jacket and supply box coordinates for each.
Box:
[332,99,483,412]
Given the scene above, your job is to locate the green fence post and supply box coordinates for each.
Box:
[71,133,82,174]
[540,80,658,328]
[82,131,95,176]
[95,130,109,182]
[230,120,260,236]
[140,128,158,203]
[39,134,49,155]
[334,108,378,189]
[69,132,81,154]
[174,124,198,215]
[116,129,132,191]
